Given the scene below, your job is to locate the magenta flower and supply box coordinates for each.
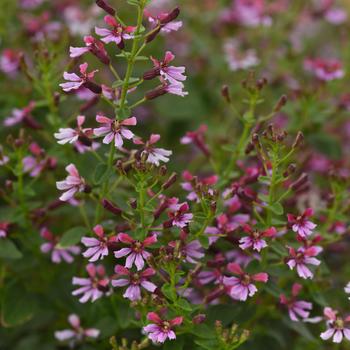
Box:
[320,307,350,343]
[224,39,259,71]
[181,170,217,202]
[239,224,277,252]
[134,134,172,166]
[23,142,56,177]
[205,213,249,245]
[286,246,322,279]
[4,101,41,129]
[72,263,109,303]
[111,265,157,301]
[81,225,117,262]
[56,163,86,202]
[280,283,313,322]
[145,8,182,33]
[70,35,109,64]
[0,222,10,238]
[304,58,344,81]
[0,49,21,77]
[55,313,99,345]
[114,233,157,271]
[60,63,100,93]
[223,262,268,301]
[95,15,136,48]
[180,124,210,157]
[93,115,137,149]
[143,312,183,343]
[166,202,193,228]
[169,239,204,264]
[287,208,316,238]
[144,51,186,86]
[40,227,80,264]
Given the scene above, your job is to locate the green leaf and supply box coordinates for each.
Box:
[164,336,184,350]
[58,226,87,248]
[161,284,177,301]
[1,283,38,327]
[269,202,284,215]
[93,163,113,185]
[177,298,193,311]
[0,239,22,259]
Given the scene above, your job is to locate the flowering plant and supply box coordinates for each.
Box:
[1,1,350,350]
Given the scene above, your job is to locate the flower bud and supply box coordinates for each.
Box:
[129,198,137,209]
[221,85,231,103]
[289,173,308,191]
[83,81,102,94]
[145,85,168,100]
[102,199,122,215]
[292,131,304,148]
[96,0,115,15]
[162,172,177,190]
[143,67,161,80]
[273,94,287,112]
[192,314,206,324]
[160,7,180,24]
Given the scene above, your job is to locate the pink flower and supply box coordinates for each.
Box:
[164,81,188,97]
[205,213,249,245]
[23,142,56,177]
[0,222,10,238]
[181,170,217,202]
[169,239,204,264]
[345,282,350,299]
[166,202,193,228]
[55,314,100,344]
[60,63,101,93]
[134,134,172,166]
[239,224,277,252]
[304,58,344,81]
[144,51,186,86]
[280,283,313,322]
[320,307,350,343]
[224,39,259,71]
[72,263,109,303]
[40,227,80,264]
[180,124,210,157]
[287,208,316,238]
[223,262,268,301]
[93,115,137,148]
[324,8,347,25]
[222,0,271,27]
[145,7,182,33]
[143,312,183,343]
[70,35,110,64]
[95,15,136,48]
[111,265,157,301]
[56,163,86,201]
[286,246,322,279]
[114,233,157,271]
[0,146,9,166]
[4,101,41,129]
[81,225,117,262]
[54,115,98,153]
[0,49,21,77]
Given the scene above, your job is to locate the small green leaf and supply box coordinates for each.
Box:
[161,284,177,301]
[93,163,113,185]
[0,239,22,259]
[269,202,284,215]
[1,283,38,327]
[58,226,87,248]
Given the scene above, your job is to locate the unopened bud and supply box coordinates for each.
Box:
[290,173,308,191]
[145,85,168,100]
[160,7,180,24]
[221,85,231,103]
[159,165,167,176]
[102,199,122,215]
[274,94,287,112]
[143,67,161,80]
[192,314,206,324]
[129,198,137,209]
[292,131,304,148]
[145,26,161,43]
[283,163,296,177]
[83,81,102,94]
[162,172,177,190]
[96,0,115,15]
